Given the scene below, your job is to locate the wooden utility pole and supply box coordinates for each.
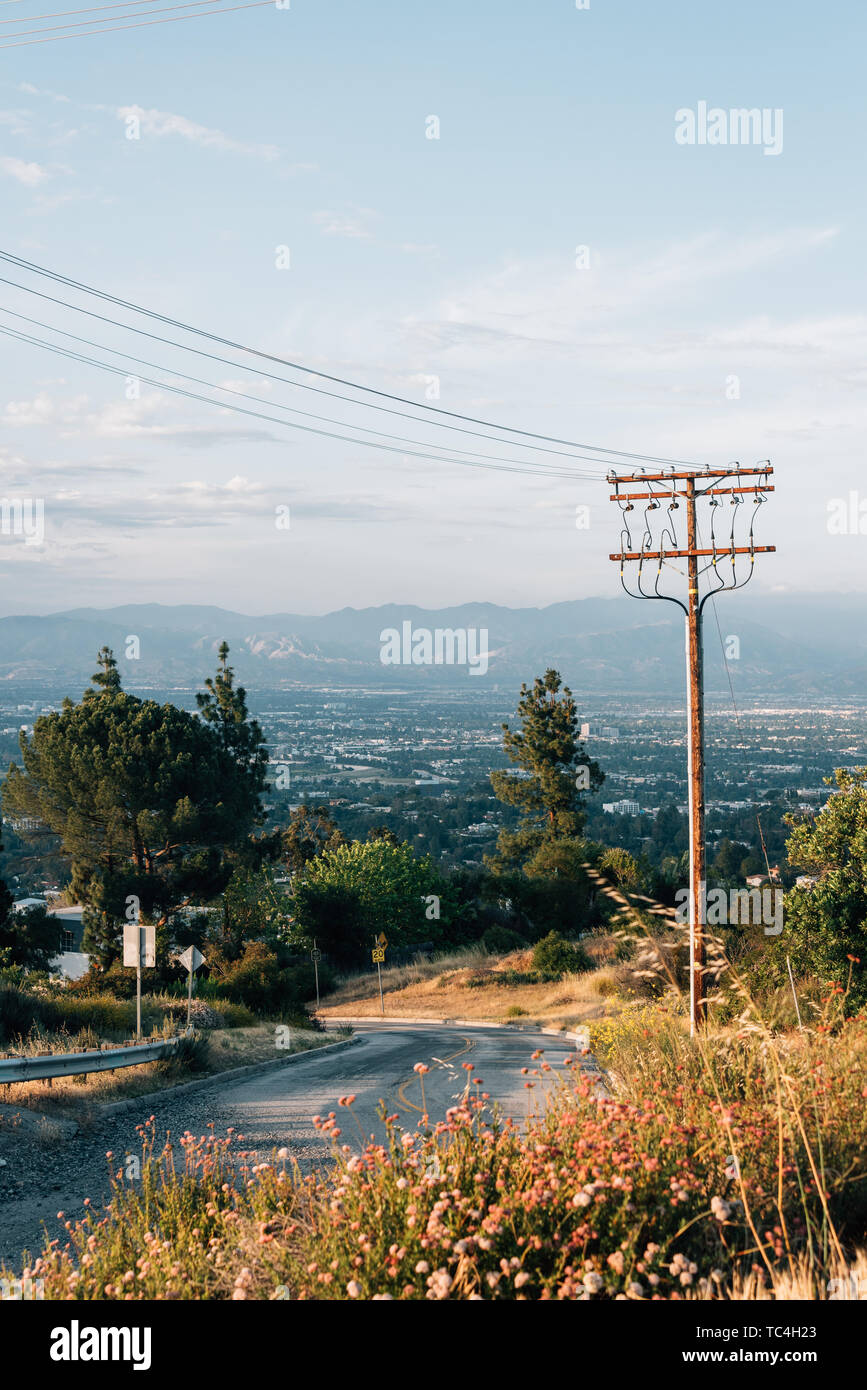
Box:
[684,475,706,1028]
[608,465,775,1035]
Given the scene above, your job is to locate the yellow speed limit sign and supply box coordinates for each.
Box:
[372,947,386,963]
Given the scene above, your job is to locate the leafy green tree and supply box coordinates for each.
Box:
[711,838,752,885]
[289,882,366,970]
[218,866,289,960]
[523,836,592,882]
[650,805,688,860]
[769,769,867,1001]
[290,838,444,969]
[2,645,267,969]
[488,671,602,872]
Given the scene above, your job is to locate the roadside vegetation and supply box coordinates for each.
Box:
[8,974,865,1300]
[2,652,866,1298]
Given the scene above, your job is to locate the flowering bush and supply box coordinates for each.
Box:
[11,1006,867,1301]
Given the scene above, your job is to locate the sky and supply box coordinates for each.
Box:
[0,0,865,615]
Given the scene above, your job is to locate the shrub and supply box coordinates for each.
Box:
[0,985,46,1043]
[200,943,332,1017]
[0,983,253,1046]
[155,1030,209,1076]
[531,931,591,978]
[0,987,137,1043]
[598,847,642,890]
[208,1000,256,1028]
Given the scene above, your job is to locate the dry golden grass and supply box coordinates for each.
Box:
[318,941,628,1028]
[689,1249,867,1300]
[0,1025,341,1118]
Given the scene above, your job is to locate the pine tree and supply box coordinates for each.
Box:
[488,669,603,871]
[86,646,122,695]
[3,642,268,968]
[196,643,268,823]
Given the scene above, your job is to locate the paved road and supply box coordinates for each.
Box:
[226,1021,578,1157]
[0,1023,580,1265]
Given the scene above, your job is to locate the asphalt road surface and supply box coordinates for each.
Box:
[228,1020,579,1156]
[0,1022,581,1265]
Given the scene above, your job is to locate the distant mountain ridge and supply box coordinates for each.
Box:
[0,595,864,696]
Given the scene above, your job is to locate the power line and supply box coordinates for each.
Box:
[0,250,696,466]
[0,0,167,25]
[5,0,238,37]
[0,303,607,476]
[0,0,269,45]
[0,322,601,480]
[0,274,621,470]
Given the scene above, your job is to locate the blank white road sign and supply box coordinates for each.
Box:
[123,922,156,968]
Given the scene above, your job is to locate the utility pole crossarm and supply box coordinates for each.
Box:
[610,545,776,561]
[607,464,773,485]
[610,485,775,502]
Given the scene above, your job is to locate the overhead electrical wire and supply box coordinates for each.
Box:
[0,303,608,476]
[0,274,629,470]
[0,0,185,24]
[0,321,605,480]
[0,0,269,46]
[0,250,697,468]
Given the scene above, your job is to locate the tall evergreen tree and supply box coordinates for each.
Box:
[488,669,603,871]
[87,646,123,696]
[196,642,268,821]
[2,644,267,968]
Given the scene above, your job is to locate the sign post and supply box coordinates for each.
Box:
[371,933,387,1015]
[123,919,156,1040]
[311,942,322,1009]
[177,944,206,1029]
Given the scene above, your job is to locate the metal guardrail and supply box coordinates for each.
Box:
[0,1036,182,1084]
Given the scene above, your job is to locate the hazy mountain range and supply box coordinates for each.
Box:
[0,595,864,697]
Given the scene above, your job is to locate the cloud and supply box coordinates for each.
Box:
[16,82,72,104]
[3,392,81,426]
[171,475,265,500]
[0,109,32,136]
[399,227,842,362]
[116,105,279,161]
[2,391,280,449]
[0,155,48,186]
[313,207,378,239]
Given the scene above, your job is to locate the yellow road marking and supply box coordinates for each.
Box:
[396,1036,474,1113]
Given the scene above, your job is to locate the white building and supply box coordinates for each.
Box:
[48,905,89,980]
